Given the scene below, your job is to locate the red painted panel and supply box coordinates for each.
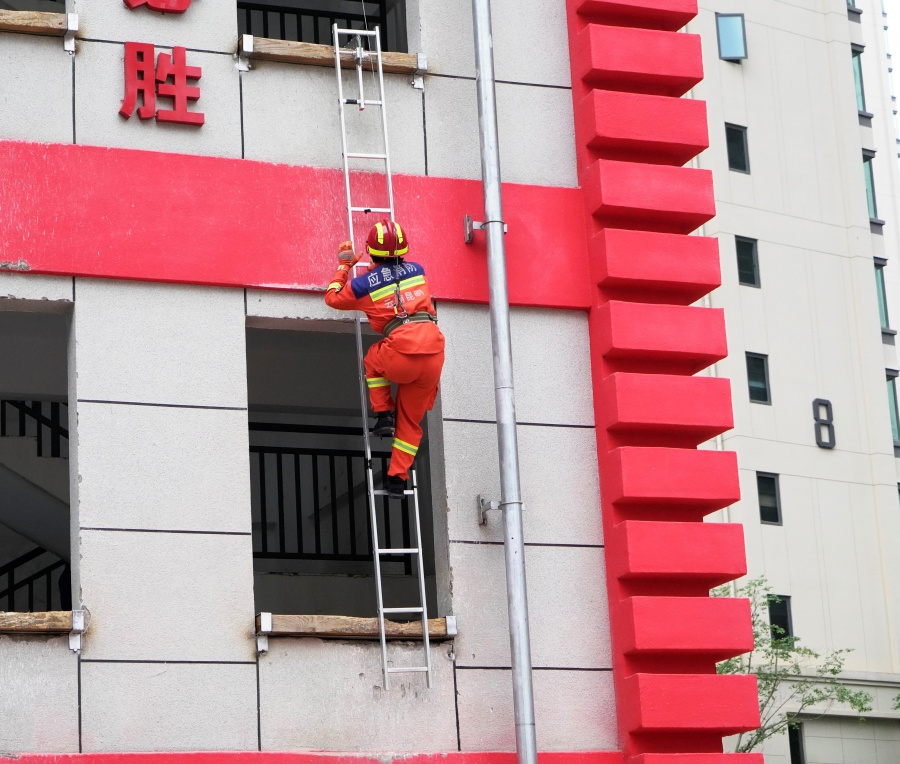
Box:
[590,229,721,305]
[632,756,764,764]
[620,673,760,734]
[583,160,715,234]
[572,0,698,31]
[593,301,727,375]
[577,90,708,165]
[571,24,703,97]
[608,521,748,586]
[604,447,740,511]
[618,596,753,658]
[599,373,733,447]
[0,140,591,310]
[0,755,625,764]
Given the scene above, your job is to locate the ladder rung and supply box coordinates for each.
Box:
[379,548,420,555]
[342,99,383,106]
[350,206,392,214]
[335,28,379,37]
[382,607,424,614]
[372,489,415,496]
[346,152,388,159]
[387,667,429,673]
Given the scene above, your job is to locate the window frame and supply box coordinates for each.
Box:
[875,258,893,333]
[726,123,751,174]
[736,236,760,287]
[757,472,781,525]
[888,370,900,446]
[716,13,748,62]
[852,45,870,115]
[768,594,793,640]
[863,150,881,222]
[746,352,771,405]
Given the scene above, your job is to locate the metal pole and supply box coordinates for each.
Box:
[471,1,538,762]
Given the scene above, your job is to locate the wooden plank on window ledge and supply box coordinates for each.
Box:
[256,613,455,641]
[240,36,421,75]
[0,10,68,36]
[0,611,73,633]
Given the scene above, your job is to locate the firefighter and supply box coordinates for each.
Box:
[324,220,445,499]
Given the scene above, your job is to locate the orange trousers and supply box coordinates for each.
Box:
[364,340,444,480]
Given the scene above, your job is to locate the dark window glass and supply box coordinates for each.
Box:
[888,374,900,443]
[768,594,792,640]
[788,723,806,764]
[716,14,747,61]
[864,153,878,220]
[736,237,760,286]
[757,473,780,524]
[726,124,750,173]
[746,353,770,403]
[876,261,890,330]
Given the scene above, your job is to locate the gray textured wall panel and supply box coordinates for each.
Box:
[259,639,457,751]
[71,0,237,53]
[78,529,256,661]
[75,402,251,532]
[74,42,241,158]
[0,635,79,753]
[242,64,426,175]
[455,668,617,751]
[246,290,349,322]
[449,543,611,669]
[72,279,246,407]
[80,661,257,752]
[0,274,73,305]
[439,304,595,425]
[442,420,602,545]
[0,33,72,145]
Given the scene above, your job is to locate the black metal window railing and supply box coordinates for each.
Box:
[0,400,69,459]
[237,1,392,50]
[251,442,415,575]
[0,547,68,612]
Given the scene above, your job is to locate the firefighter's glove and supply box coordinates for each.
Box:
[337,241,361,271]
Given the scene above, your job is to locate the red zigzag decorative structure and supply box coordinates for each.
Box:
[564,1,763,760]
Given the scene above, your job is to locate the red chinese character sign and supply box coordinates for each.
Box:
[120,43,204,126]
[124,0,191,13]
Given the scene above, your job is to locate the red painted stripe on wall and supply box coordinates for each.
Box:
[0,753,625,764]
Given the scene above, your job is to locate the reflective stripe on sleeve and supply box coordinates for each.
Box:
[327,281,343,292]
[366,377,391,388]
[392,438,418,456]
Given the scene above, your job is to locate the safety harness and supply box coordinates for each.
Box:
[382,310,438,337]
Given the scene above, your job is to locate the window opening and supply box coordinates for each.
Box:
[788,723,806,764]
[246,325,437,618]
[736,236,760,287]
[0,0,64,11]
[726,123,750,173]
[237,0,408,52]
[768,594,792,640]
[888,371,900,444]
[852,46,868,113]
[716,14,747,61]
[875,259,891,331]
[0,310,72,613]
[757,472,780,524]
[746,352,771,403]
[864,152,879,220]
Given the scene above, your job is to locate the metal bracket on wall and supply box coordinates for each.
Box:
[236,34,253,72]
[477,495,500,525]
[256,611,272,654]
[411,52,427,90]
[464,215,508,245]
[68,609,86,653]
[63,14,78,54]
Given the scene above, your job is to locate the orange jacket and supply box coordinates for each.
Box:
[325,260,445,355]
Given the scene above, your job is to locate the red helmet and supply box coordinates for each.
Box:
[366,219,409,258]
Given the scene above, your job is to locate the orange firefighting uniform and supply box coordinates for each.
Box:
[325,259,445,481]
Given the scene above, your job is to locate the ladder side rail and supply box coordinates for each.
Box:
[374,29,396,217]
[333,24,356,242]
[410,468,433,687]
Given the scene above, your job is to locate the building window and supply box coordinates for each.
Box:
[888,372,900,444]
[768,594,793,640]
[716,14,747,61]
[875,259,891,331]
[853,46,868,113]
[788,723,806,764]
[746,352,771,404]
[726,124,750,173]
[847,0,856,7]
[863,152,879,220]
[757,473,781,524]
[237,0,408,52]
[736,236,760,287]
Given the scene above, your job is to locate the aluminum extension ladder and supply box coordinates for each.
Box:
[331,23,433,690]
